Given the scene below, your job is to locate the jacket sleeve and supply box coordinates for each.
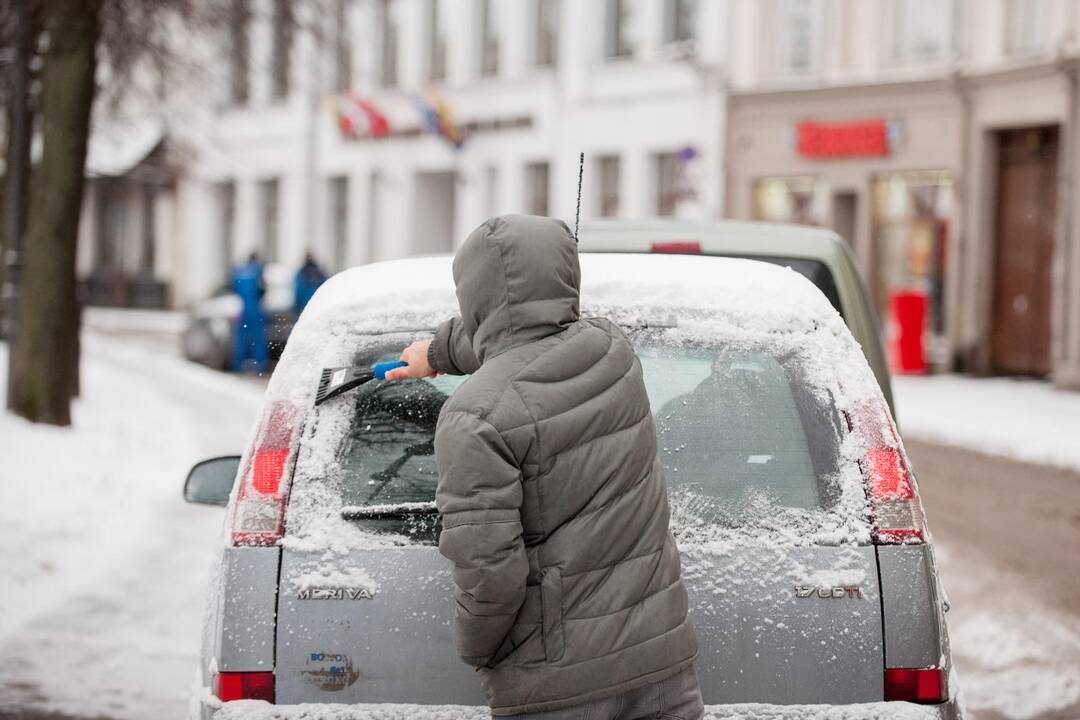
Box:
[434,409,527,668]
[428,317,481,375]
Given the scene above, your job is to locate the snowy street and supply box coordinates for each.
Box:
[1,320,1078,720]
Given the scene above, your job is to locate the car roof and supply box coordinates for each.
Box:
[577,219,851,265]
[298,252,840,337]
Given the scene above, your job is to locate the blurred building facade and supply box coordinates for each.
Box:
[725,0,1080,389]
[88,0,1080,388]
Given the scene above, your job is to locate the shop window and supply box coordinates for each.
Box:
[871,171,953,348]
[1005,0,1049,56]
[596,155,621,218]
[525,162,550,216]
[893,0,955,64]
[216,181,236,279]
[535,0,559,67]
[259,178,281,263]
[329,176,349,271]
[140,187,156,274]
[751,176,829,227]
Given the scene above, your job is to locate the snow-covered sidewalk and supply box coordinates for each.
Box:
[0,332,266,718]
[894,373,1080,471]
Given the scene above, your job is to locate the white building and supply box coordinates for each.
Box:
[173,0,728,307]
[79,0,1080,387]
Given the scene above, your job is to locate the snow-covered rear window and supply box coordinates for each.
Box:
[644,345,842,526]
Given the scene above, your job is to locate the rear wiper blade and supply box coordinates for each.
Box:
[341,501,438,520]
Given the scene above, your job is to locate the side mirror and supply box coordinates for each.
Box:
[184,455,242,506]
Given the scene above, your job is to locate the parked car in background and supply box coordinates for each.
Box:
[185,253,957,718]
[578,219,895,415]
[181,264,295,371]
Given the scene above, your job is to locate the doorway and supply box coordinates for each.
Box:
[990,126,1058,376]
[832,191,857,246]
[411,171,456,255]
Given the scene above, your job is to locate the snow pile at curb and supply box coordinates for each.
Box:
[894,374,1080,471]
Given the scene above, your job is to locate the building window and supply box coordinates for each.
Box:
[664,0,697,45]
[655,153,680,216]
[258,178,280,262]
[773,0,819,76]
[140,187,156,273]
[94,182,124,270]
[228,0,249,106]
[596,155,620,217]
[271,0,293,99]
[378,0,398,87]
[332,0,352,92]
[893,0,954,64]
[605,0,635,59]
[367,170,381,262]
[525,162,550,216]
[427,0,447,82]
[479,0,499,76]
[751,176,829,226]
[871,170,954,340]
[217,181,236,277]
[329,176,349,271]
[535,0,559,67]
[484,165,499,218]
[1005,0,1049,56]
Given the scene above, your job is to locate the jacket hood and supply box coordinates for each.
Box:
[452,214,581,362]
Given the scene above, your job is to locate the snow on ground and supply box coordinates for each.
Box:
[0,329,266,719]
[894,374,1080,471]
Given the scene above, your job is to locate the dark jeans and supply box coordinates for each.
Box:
[501,665,704,720]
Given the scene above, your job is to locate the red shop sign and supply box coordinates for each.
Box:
[797,119,890,158]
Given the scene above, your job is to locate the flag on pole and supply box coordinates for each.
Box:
[413,90,465,150]
[335,93,391,140]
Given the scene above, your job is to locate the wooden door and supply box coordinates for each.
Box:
[990,127,1058,376]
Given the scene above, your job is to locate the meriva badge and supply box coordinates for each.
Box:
[296,586,375,600]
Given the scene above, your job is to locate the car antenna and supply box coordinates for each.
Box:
[574,151,584,243]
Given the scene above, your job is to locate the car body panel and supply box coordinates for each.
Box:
[275,547,484,704]
[683,544,884,704]
[877,544,947,669]
[577,220,894,416]
[216,546,281,672]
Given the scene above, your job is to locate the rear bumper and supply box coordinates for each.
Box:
[200,700,962,720]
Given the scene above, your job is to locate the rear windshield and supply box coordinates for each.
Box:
[304,333,846,543]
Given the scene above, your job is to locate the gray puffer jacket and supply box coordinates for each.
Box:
[429,214,698,715]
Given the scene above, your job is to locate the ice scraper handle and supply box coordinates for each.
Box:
[374,361,408,380]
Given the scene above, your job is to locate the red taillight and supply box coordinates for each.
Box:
[232,401,300,546]
[213,671,275,702]
[848,399,925,545]
[884,667,947,703]
[650,241,701,254]
[865,445,924,544]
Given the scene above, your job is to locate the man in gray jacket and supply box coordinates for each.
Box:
[387,214,701,718]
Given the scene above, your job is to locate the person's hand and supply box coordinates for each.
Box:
[384,340,437,381]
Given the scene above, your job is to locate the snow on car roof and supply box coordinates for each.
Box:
[299,253,839,336]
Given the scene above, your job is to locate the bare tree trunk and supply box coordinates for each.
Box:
[9,0,101,425]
